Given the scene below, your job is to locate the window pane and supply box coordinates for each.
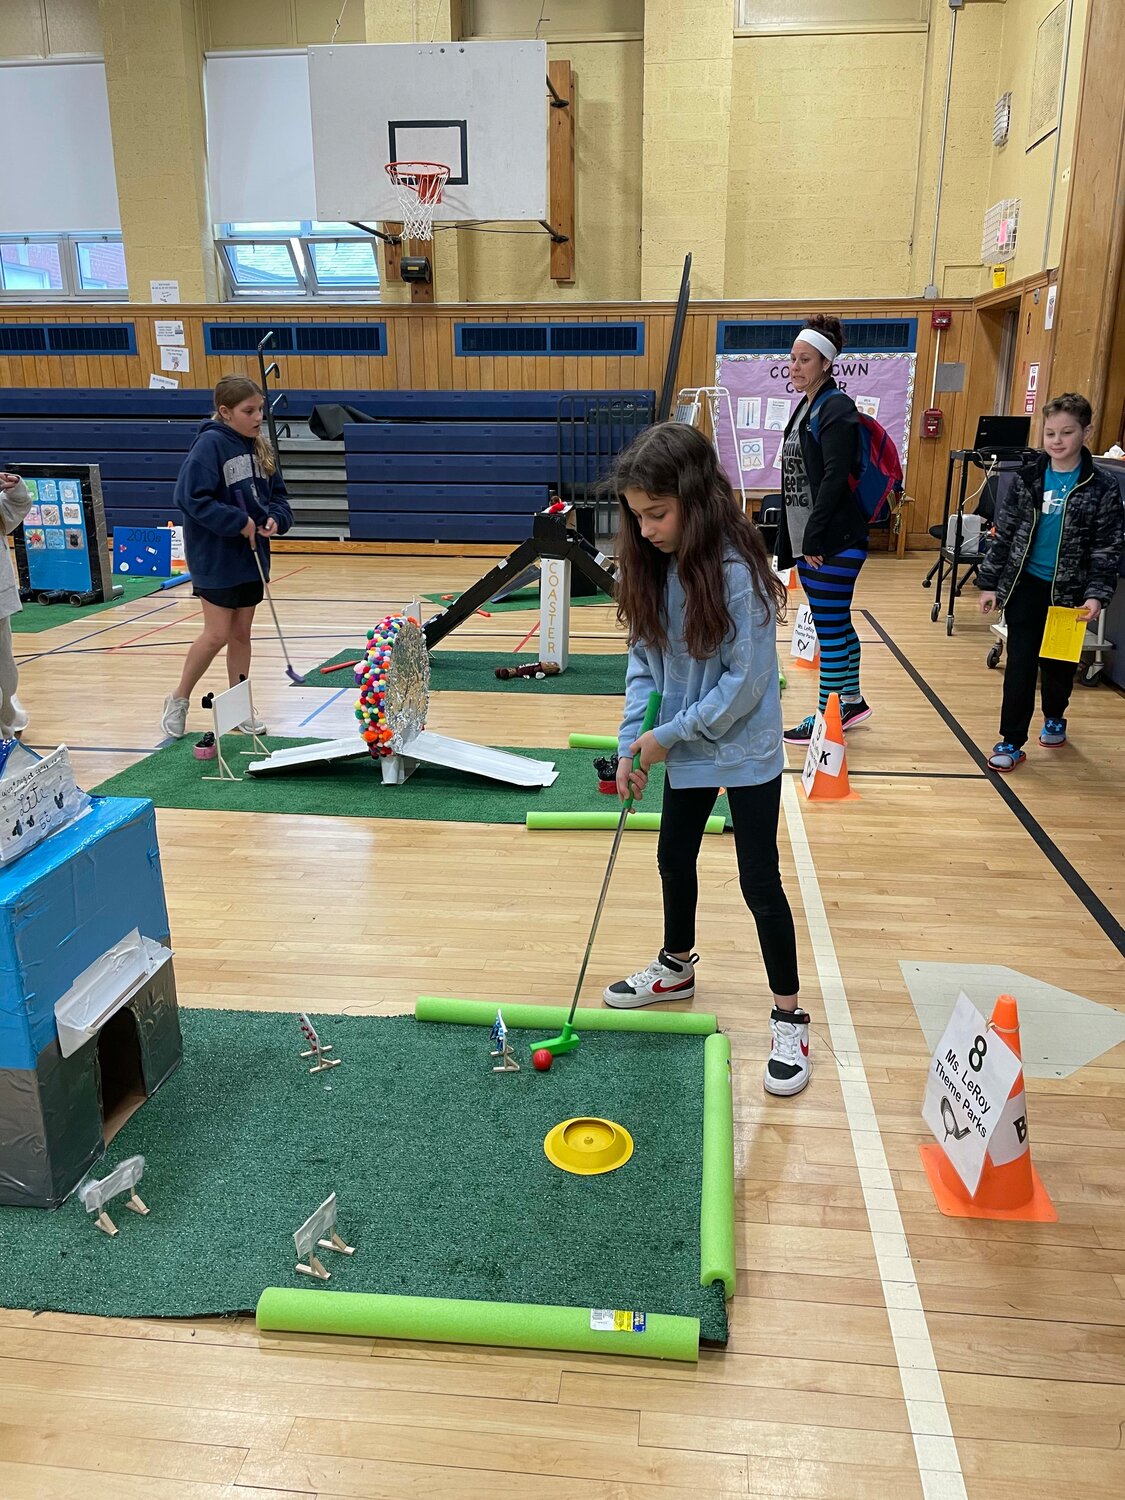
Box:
[308,239,379,286]
[0,242,62,291]
[224,241,301,287]
[76,240,127,291]
[224,220,303,236]
[311,220,361,234]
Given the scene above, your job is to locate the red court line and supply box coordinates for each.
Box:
[108,564,308,651]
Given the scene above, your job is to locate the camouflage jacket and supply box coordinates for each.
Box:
[976,449,1124,607]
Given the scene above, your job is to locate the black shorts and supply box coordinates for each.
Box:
[192,581,264,610]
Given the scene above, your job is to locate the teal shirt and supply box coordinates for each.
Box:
[1026,465,1080,581]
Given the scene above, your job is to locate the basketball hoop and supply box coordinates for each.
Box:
[385,161,450,242]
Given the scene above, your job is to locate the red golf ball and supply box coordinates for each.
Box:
[532,1049,553,1072]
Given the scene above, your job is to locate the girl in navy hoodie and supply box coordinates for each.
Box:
[161,376,292,738]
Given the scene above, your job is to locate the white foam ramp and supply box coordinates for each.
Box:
[405,731,558,786]
[246,738,366,776]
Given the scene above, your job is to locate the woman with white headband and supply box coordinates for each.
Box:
[775,314,872,746]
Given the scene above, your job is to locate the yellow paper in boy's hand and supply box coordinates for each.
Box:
[1039,605,1087,662]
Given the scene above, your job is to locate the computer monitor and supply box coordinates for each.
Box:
[974,414,1031,453]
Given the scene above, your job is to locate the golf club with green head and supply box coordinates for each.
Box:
[539,689,662,1058]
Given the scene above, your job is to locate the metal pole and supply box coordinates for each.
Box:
[925,3,959,297]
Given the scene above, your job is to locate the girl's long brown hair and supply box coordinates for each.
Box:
[610,422,786,658]
[213,375,277,476]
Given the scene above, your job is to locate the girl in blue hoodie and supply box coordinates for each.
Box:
[603,423,810,1097]
[161,376,292,738]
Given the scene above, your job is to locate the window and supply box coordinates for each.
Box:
[736,0,927,32]
[216,221,380,299]
[0,234,126,299]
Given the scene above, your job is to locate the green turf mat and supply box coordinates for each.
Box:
[424,587,614,614]
[311,648,626,695]
[10,577,170,634]
[89,741,731,829]
[0,1009,727,1343]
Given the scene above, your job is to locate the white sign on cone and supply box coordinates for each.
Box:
[921,992,1022,1194]
[800,710,844,796]
[790,604,818,661]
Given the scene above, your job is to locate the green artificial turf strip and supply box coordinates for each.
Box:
[0,1009,728,1343]
[423,587,614,614]
[10,577,168,633]
[89,741,731,829]
[311,648,626,695]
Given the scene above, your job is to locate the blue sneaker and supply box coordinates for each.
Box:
[988,741,1026,772]
[1039,718,1067,747]
[783,714,817,747]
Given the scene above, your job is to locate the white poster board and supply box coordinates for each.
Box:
[790,604,818,661]
[921,992,1022,1194]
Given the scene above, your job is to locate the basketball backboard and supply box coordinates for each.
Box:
[308,40,548,224]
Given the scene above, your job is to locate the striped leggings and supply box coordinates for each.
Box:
[796,545,867,713]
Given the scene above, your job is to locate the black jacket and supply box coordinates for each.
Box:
[975,448,1123,608]
[775,378,867,569]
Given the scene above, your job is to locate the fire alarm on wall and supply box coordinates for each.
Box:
[931,309,953,330]
[922,408,943,438]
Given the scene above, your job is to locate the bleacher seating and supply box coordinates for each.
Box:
[0,387,655,542]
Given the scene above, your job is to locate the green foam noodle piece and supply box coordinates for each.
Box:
[526,810,725,835]
[256,1288,699,1362]
[416,996,717,1035]
[700,1032,736,1298]
[568,733,618,750]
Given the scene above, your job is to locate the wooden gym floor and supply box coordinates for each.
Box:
[2,549,1122,1500]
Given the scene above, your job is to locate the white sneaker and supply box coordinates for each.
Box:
[764,1006,811,1096]
[235,714,268,735]
[603,949,697,1008]
[1,695,28,739]
[161,695,190,738]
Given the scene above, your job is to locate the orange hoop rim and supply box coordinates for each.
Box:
[385,160,451,205]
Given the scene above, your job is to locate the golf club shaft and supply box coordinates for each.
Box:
[566,690,662,1024]
[251,540,297,672]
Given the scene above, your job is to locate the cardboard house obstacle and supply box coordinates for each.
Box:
[0,749,182,1209]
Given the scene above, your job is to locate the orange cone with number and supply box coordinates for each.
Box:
[920,994,1056,1222]
[801,693,858,801]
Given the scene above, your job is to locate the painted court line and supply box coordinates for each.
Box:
[298,686,350,728]
[780,774,967,1500]
[863,609,1125,958]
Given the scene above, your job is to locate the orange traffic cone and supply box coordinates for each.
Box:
[791,649,820,672]
[800,693,859,801]
[919,994,1056,1222]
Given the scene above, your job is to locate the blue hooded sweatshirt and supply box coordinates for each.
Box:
[173,419,292,590]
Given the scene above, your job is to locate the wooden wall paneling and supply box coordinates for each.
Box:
[1101,259,1125,448]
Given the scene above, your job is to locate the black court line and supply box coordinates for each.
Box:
[783,766,983,780]
[863,609,1125,958]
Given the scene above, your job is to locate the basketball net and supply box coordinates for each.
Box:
[385,161,450,243]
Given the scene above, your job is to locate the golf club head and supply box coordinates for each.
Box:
[539,1024,580,1057]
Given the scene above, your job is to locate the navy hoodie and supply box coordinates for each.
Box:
[173,419,293,590]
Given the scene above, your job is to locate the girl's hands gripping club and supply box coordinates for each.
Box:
[616,694,666,808]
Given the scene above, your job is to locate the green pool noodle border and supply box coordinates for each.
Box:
[568,733,618,750]
[256,1288,699,1362]
[526,810,725,835]
[700,1032,736,1299]
[415,996,717,1035]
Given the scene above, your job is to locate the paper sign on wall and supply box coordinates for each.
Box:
[155,320,185,345]
[736,396,761,429]
[149,374,179,389]
[921,991,1022,1194]
[790,604,818,661]
[1045,284,1057,330]
[800,712,844,797]
[150,279,180,303]
[740,437,765,470]
[764,397,791,430]
[160,345,190,373]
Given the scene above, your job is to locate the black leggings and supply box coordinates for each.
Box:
[658,774,800,997]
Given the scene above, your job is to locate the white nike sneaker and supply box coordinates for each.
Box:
[235,713,268,735]
[603,949,697,1008]
[764,1006,811,1096]
[161,695,190,738]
